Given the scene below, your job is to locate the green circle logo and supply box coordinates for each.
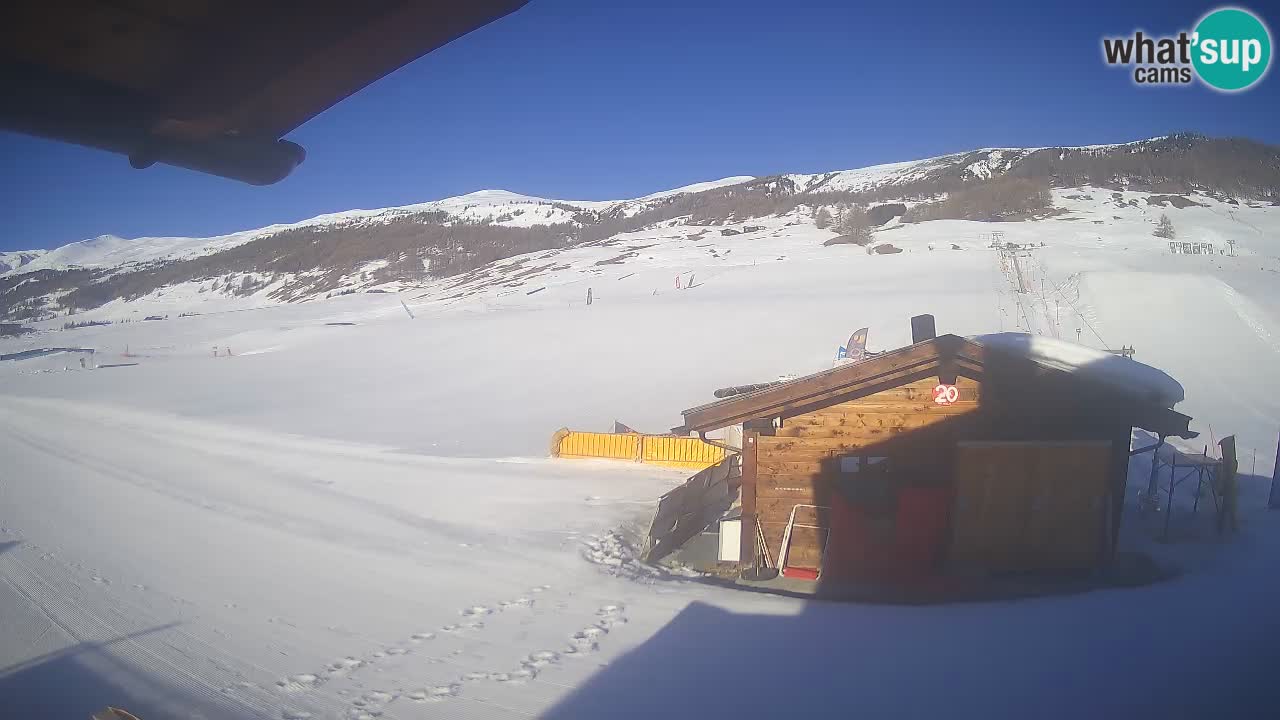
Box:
[1192,8,1272,91]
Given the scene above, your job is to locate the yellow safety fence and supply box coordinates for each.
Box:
[550,428,727,471]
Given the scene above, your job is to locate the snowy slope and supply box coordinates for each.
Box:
[636,176,756,201]
[785,154,962,194]
[3,184,1280,718]
[7,135,1218,279]
[10,184,1279,463]
[4,183,757,276]
[4,145,1280,719]
[0,249,44,274]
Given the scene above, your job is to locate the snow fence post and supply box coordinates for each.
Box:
[1269,430,1280,510]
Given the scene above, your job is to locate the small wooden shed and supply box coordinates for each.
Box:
[672,324,1195,584]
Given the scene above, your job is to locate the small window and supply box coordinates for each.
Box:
[839,456,887,473]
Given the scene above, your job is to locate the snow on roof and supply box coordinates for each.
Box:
[973,332,1184,409]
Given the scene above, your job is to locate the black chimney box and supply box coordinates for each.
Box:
[911,314,936,343]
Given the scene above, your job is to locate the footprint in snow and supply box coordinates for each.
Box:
[495,668,537,684]
[570,626,607,646]
[596,604,627,628]
[348,693,393,720]
[530,585,551,593]
[410,632,436,642]
[385,647,409,656]
[276,674,323,692]
[499,597,534,610]
[91,576,109,585]
[280,710,312,720]
[326,658,364,675]
[462,671,490,681]
[407,684,460,702]
[523,650,560,669]
[460,605,492,617]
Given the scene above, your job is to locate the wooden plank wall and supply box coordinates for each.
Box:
[950,442,1111,573]
[753,377,981,570]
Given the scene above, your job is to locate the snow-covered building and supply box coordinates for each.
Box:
[659,318,1196,597]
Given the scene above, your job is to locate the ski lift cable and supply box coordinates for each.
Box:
[1034,256,1111,351]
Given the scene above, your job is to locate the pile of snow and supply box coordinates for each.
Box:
[975,332,1184,408]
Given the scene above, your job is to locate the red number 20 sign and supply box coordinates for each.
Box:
[933,383,960,406]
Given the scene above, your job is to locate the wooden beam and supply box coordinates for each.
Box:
[757,460,826,476]
[776,414,960,438]
[761,435,911,454]
[680,338,948,432]
[788,402,979,416]
[1105,426,1132,564]
[739,430,759,569]
[756,498,824,524]
[756,474,830,502]
[769,367,945,424]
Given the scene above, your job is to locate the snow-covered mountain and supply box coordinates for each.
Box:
[0,249,45,274]
[2,133,1277,323]
[17,133,1275,279]
[4,134,1280,720]
[4,180,758,277]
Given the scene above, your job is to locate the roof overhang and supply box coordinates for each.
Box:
[675,335,970,434]
[674,334,1197,439]
[1,1,528,184]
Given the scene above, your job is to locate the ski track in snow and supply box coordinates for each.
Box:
[0,536,290,720]
[1221,283,1280,357]
[0,395,672,719]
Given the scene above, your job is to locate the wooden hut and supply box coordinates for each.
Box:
[669,318,1195,586]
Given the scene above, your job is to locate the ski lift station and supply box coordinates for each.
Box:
[642,315,1199,599]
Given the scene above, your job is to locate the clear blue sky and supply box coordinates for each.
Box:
[2,0,1277,251]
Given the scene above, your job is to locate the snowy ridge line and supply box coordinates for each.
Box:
[5,135,1193,278]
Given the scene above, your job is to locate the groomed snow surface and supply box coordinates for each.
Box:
[4,186,1280,719]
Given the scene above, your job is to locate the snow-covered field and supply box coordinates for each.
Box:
[3,186,1280,719]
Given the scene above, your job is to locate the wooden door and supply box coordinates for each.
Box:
[951,441,1111,573]
[1024,444,1111,570]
